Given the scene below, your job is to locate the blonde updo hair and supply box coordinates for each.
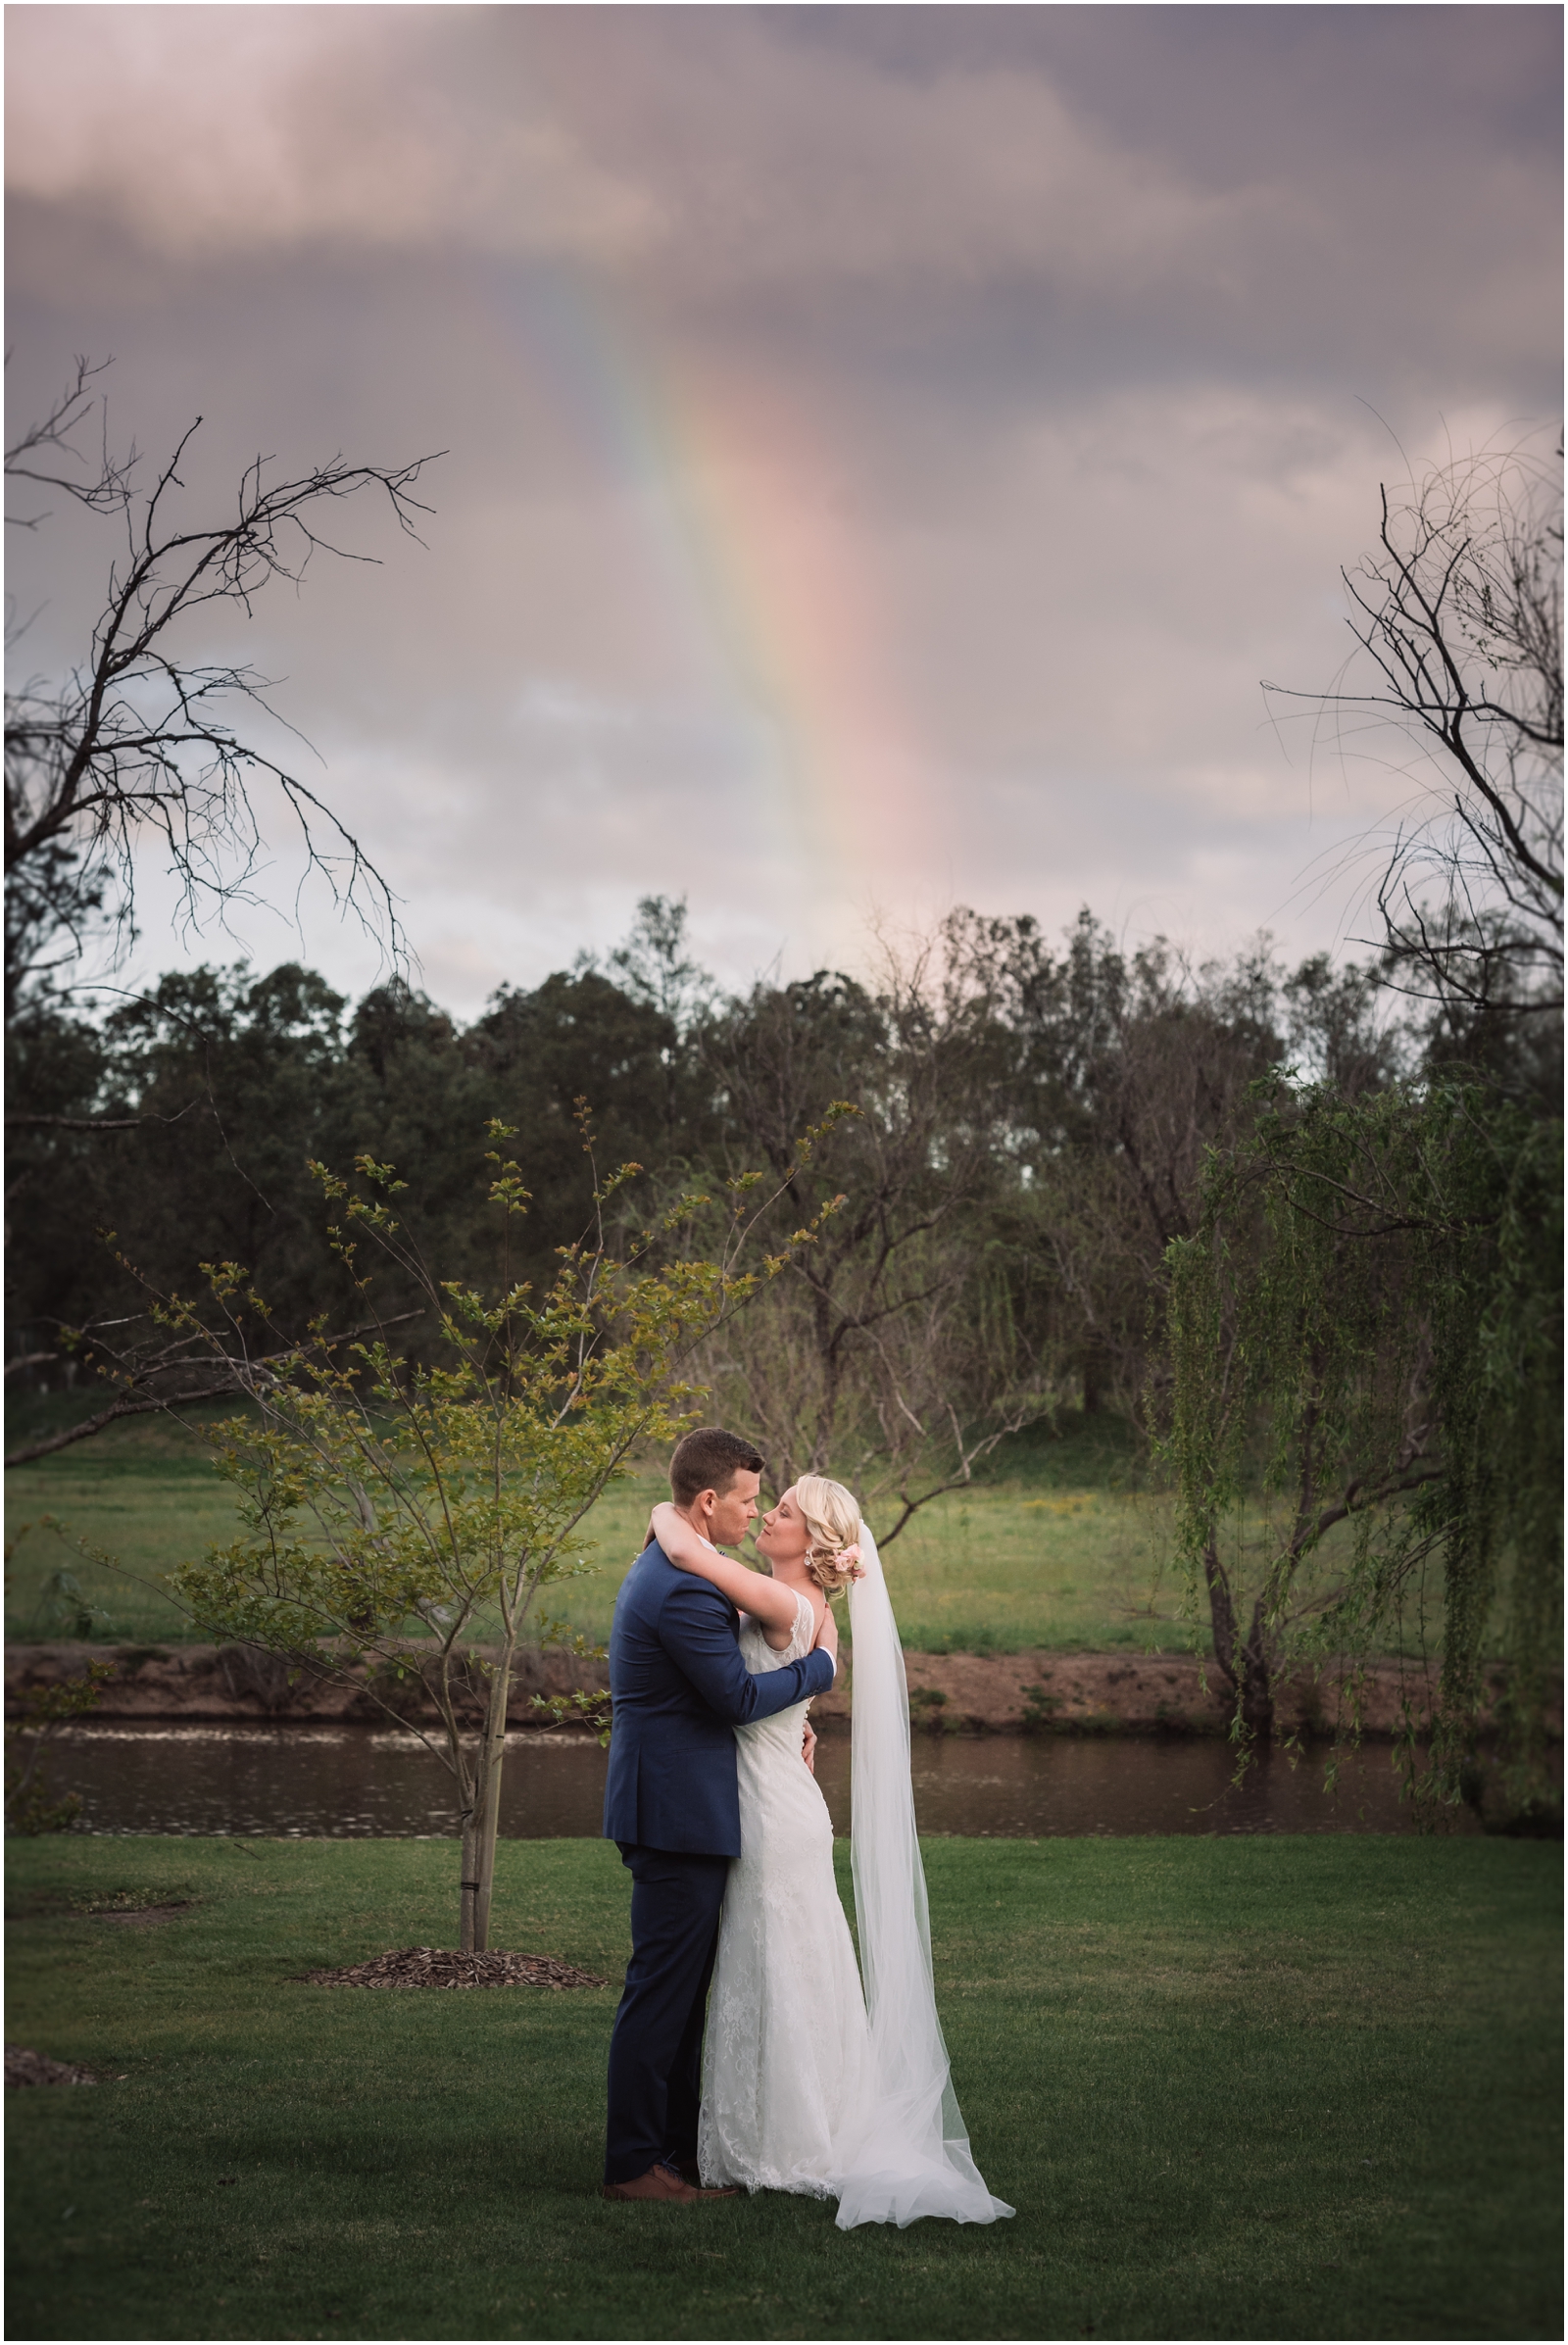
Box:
[794,1475,862,1596]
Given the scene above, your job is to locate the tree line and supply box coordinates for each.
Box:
[7,891,1548,1466]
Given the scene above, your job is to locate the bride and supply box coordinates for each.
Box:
[647,1476,1013,2230]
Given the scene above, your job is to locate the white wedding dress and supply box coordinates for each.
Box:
[699,1539,1014,2229]
[698,1590,874,2199]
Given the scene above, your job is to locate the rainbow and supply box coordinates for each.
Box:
[478,257,939,894]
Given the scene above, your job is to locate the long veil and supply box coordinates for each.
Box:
[834,1520,1015,2230]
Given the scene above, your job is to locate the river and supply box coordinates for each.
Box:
[55,1720,1451,1837]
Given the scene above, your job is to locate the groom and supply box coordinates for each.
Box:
[601,1425,837,2203]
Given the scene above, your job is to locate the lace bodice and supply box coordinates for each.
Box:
[735,1588,819,1737]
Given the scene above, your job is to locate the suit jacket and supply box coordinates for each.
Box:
[602,1539,835,1857]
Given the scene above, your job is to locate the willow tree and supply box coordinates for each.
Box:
[149,1116,836,1950]
[1164,1078,1561,1815]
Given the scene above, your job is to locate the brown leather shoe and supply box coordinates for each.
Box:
[601,2162,733,2203]
[672,2158,738,2194]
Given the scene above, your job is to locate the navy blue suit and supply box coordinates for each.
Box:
[602,1540,834,2184]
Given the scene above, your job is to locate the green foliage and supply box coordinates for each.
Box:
[1018,1683,1063,1733]
[1165,1078,1563,1812]
[173,1196,703,1669]
[6,942,719,1382]
[146,1113,837,1945]
[9,901,1416,1488]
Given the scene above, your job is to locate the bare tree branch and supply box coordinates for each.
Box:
[3,1309,423,1466]
[1267,435,1562,1021]
[5,358,444,1012]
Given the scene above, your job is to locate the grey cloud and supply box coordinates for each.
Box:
[6,7,663,263]
[522,8,1559,399]
[14,7,1557,395]
[5,7,1560,1015]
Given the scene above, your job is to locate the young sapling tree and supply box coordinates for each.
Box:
[152,1113,841,1948]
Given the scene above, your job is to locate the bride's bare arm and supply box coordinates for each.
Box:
[650,1502,801,1635]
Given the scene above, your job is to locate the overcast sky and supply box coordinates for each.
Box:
[7,4,1562,1016]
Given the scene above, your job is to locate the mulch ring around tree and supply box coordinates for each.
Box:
[298,1946,607,1991]
[7,2045,100,2087]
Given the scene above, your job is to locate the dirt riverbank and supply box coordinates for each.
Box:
[10,1639,1555,1740]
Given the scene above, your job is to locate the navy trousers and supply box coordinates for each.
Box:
[604,1844,730,2186]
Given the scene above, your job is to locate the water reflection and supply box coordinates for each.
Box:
[58,1721,1447,1838]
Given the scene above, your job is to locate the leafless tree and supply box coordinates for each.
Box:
[5,358,441,1011]
[1272,435,1562,1019]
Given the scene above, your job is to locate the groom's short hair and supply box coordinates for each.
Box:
[670,1426,765,1506]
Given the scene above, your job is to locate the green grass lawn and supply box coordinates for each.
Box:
[3,1406,1257,1656]
[5,1833,1560,2341]
[7,1424,258,1647]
